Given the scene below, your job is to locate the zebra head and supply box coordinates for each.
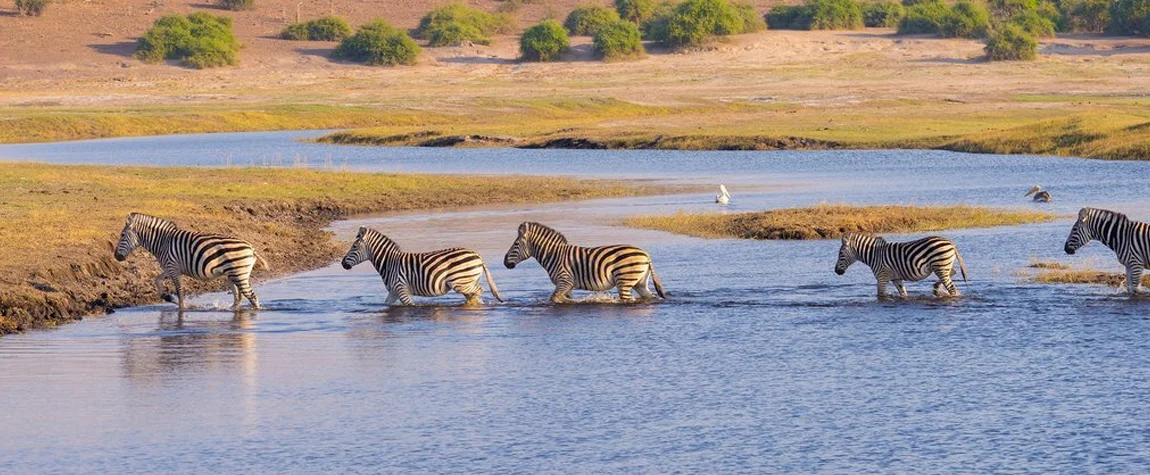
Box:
[504,223,532,269]
[834,232,858,275]
[114,214,141,261]
[1064,208,1097,255]
[342,227,370,270]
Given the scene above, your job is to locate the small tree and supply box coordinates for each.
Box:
[416,3,512,46]
[280,16,352,41]
[663,0,750,47]
[985,23,1038,60]
[641,2,677,39]
[897,0,950,34]
[1059,0,1109,32]
[766,4,806,29]
[861,1,905,27]
[216,0,254,11]
[1010,9,1057,37]
[135,13,241,68]
[15,0,50,16]
[594,19,645,60]
[938,0,990,38]
[616,0,657,23]
[1108,0,1150,36]
[731,2,766,32]
[565,6,622,35]
[520,20,569,61]
[804,0,864,29]
[334,20,421,66]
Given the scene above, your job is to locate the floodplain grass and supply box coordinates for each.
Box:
[0,163,672,334]
[1030,268,1150,287]
[624,205,1057,240]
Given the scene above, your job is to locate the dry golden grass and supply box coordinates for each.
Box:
[0,163,670,333]
[1027,259,1072,270]
[1032,269,1149,287]
[626,205,1057,240]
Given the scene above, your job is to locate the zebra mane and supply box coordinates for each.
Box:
[524,222,568,244]
[1084,207,1127,224]
[843,231,884,246]
[128,213,177,231]
[360,227,402,252]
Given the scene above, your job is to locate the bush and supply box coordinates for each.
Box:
[416,3,511,46]
[1108,0,1150,36]
[15,0,49,16]
[897,0,950,34]
[216,0,253,11]
[766,4,806,29]
[1060,0,1109,32]
[520,20,569,61]
[616,0,657,23]
[938,0,990,38]
[731,1,767,32]
[804,0,865,29]
[135,13,240,68]
[1010,9,1057,36]
[565,6,621,35]
[656,0,763,46]
[334,20,421,66]
[641,1,677,39]
[990,0,1037,18]
[861,1,905,27]
[280,16,352,41]
[594,19,645,60]
[985,23,1038,60]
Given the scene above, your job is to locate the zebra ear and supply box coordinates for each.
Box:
[518,223,527,235]
[357,226,367,237]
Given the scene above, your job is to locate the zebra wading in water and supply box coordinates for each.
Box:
[114,213,268,309]
[834,232,968,298]
[503,222,666,303]
[1064,207,1150,296]
[341,226,503,306]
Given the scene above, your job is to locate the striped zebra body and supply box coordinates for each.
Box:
[1064,207,1150,295]
[503,222,666,303]
[114,213,266,309]
[835,232,967,298]
[341,227,502,306]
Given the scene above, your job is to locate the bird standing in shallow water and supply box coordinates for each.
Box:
[716,184,731,205]
[1025,185,1052,202]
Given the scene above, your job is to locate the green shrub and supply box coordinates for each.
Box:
[616,0,657,23]
[216,0,253,11]
[804,0,865,29]
[861,1,905,27]
[1010,9,1057,36]
[989,0,1037,18]
[1108,0,1150,36]
[280,16,352,41]
[416,3,511,46]
[15,0,49,16]
[731,1,767,32]
[520,19,569,61]
[334,20,421,66]
[985,23,1038,60]
[565,6,622,35]
[594,19,645,60]
[135,13,240,68]
[901,0,934,5]
[938,0,990,38]
[657,0,762,46]
[641,1,677,39]
[766,4,806,29]
[1059,0,1109,32]
[897,0,950,33]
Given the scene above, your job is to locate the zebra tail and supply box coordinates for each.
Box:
[255,251,271,271]
[955,250,968,282]
[482,262,504,303]
[650,263,667,299]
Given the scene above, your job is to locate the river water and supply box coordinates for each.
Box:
[1,132,1149,473]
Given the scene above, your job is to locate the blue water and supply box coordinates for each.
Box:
[1,132,1149,473]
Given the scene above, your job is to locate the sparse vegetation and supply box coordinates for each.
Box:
[594,19,646,60]
[520,20,570,61]
[985,23,1038,60]
[617,0,658,23]
[415,3,511,47]
[767,0,864,30]
[134,13,240,69]
[625,205,1056,240]
[1010,9,1057,37]
[1059,0,1109,32]
[15,0,49,16]
[938,0,990,38]
[861,1,906,27]
[1030,268,1149,287]
[640,1,677,39]
[565,5,622,35]
[280,16,353,41]
[216,0,253,11]
[897,0,950,34]
[334,19,421,66]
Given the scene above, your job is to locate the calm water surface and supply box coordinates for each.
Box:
[1,132,1149,473]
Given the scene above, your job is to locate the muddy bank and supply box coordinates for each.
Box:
[318,131,844,151]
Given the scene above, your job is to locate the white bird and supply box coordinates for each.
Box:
[1024,185,1052,202]
[715,184,731,205]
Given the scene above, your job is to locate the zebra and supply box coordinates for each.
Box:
[503,222,666,303]
[114,213,268,310]
[341,226,503,306]
[1064,207,1150,296]
[834,232,968,298]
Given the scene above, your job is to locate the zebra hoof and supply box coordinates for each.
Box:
[161,293,176,303]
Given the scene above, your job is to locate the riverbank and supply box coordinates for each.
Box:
[626,205,1057,240]
[1025,261,1149,288]
[0,163,672,334]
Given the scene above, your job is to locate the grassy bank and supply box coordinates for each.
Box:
[1026,261,1149,287]
[0,163,669,333]
[626,205,1056,240]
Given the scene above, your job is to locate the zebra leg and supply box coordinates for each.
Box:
[384,292,399,306]
[232,276,261,309]
[1126,265,1144,296]
[875,279,889,299]
[393,284,415,306]
[617,283,635,303]
[634,273,654,299]
[551,272,574,304]
[231,282,242,309]
[454,281,483,306]
[171,275,184,309]
[154,274,170,303]
[894,280,908,298]
[935,268,960,297]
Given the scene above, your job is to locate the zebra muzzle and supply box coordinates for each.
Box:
[1064,245,1075,255]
